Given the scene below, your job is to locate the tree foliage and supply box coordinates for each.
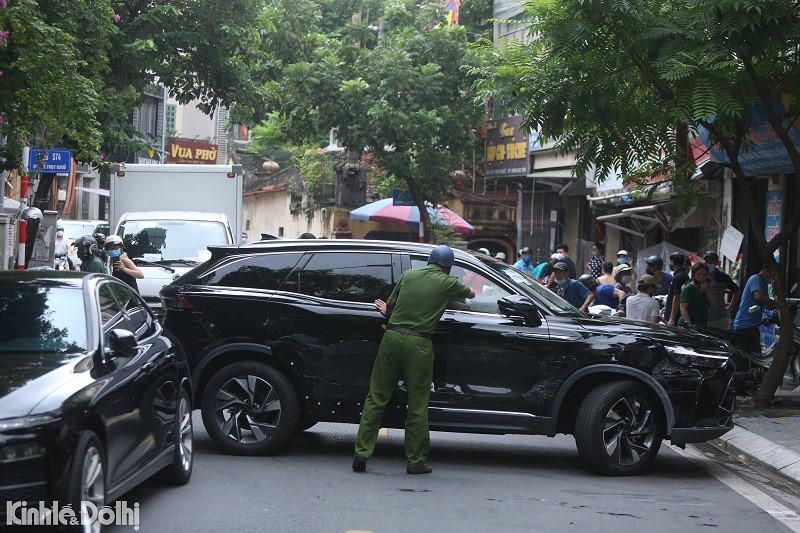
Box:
[0,0,265,169]
[248,0,488,239]
[474,0,800,404]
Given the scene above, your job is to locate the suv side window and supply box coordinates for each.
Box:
[197,252,303,290]
[411,258,511,314]
[299,252,393,303]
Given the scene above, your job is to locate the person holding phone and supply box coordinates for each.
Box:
[104,235,144,291]
[679,262,716,326]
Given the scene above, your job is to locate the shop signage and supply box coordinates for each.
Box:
[167,139,219,165]
[485,116,529,178]
[765,188,783,261]
[698,95,800,175]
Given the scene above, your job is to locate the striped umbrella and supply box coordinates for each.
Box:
[349,198,475,236]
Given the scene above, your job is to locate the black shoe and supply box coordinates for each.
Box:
[406,464,432,475]
[352,456,367,472]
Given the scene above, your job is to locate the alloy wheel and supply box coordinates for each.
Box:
[602,395,656,465]
[213,375,282,444]
[178,395,193,472]
[81,446,105,533]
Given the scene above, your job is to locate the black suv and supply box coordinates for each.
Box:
[161,240,735,475]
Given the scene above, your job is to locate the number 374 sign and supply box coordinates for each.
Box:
[28,149,72,174]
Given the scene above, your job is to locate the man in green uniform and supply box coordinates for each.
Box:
[353,245,475,474]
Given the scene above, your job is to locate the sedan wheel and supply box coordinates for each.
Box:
[575,381,663,476]
[201,361,297,455]
[159,387,193,484]
[67,432,105,533]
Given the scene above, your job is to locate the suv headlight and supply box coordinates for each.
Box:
[665,345,730,369]
[0,414,57,432]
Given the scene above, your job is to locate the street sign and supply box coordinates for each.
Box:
[28,149,72,174]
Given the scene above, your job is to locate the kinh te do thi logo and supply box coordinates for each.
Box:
[6,500,140,530]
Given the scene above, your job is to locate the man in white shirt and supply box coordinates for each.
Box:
[625,274,661,323]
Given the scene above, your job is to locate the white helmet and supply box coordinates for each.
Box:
[104,234,123,247]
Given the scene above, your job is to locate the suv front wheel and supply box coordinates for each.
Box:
[201,361,298,455]
[574,380,663,476]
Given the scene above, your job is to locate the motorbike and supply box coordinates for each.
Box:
[54,253,72,270]
[691,286,800,396]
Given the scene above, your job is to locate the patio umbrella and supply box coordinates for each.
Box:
[349,198,474,236]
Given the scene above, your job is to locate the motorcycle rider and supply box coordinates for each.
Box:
[732,267,777,354]
[54,223,76,270]
[513,246,536,276]
[644,255,673,296]
[74,235,107,273]
[104,235,144,291]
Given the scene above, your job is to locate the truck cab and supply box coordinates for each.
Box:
[115,210,233,312]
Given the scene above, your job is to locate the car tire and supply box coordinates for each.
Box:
[201,361,298,455]
[157,387,193,484]
[574,380,663,476]
[66,431,105,533]
[294,416,317,433]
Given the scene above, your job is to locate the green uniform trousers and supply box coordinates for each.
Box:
[354,329,434,468]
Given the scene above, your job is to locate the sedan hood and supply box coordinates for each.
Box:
[0,353,86,419]
[576,316,729,352]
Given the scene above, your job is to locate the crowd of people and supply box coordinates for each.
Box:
[498,242,770,332]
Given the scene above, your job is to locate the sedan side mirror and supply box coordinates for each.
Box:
[106,329,137,360]
[498,295,542,327]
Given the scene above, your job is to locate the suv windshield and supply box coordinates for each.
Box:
[474,255,582,316]
[119,220,229,262]
[0,286,88,354]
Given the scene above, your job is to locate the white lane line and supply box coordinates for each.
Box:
[670,444,800,532]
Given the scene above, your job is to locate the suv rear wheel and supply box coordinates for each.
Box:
[201,361,298,455]
[574,380,663,476]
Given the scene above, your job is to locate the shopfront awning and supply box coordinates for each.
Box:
[596,203,696,237]
[698,95,800,175]
[75,187,110,197]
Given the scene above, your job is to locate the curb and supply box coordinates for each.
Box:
[713,425,800,488]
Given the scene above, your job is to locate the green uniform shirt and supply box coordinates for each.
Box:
[85,256,107,274]
[387,264,471,334]
[680,281,710,326]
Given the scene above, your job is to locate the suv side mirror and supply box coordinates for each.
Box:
[106,329,137,360]
[498,295,542,326]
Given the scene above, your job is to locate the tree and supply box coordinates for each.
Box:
[249,0,487,240]
[474,0,800,404]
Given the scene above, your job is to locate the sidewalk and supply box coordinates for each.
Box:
[712,390,800,487]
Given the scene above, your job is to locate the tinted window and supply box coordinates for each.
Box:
[98,284,126,331]
[0,286,87,354]
[199,253,303,290]
[411,259,511,314]
[108,283,156,340]
[300,253,393,303]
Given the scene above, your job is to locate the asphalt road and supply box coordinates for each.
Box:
[109,414,800,533]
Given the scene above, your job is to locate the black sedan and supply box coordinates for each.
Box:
[162,239,735,476]
[0,271,192,531]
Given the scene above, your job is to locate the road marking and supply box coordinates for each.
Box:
[671,444,800,532]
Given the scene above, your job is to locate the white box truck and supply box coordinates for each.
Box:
[109,164,243,311]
